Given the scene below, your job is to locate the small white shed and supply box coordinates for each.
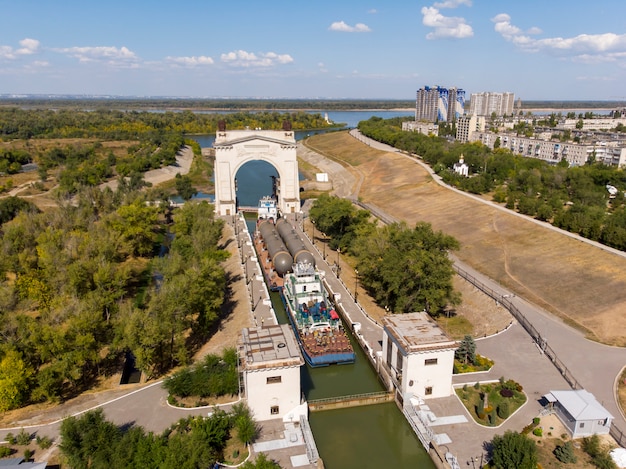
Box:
[544,389,614,439]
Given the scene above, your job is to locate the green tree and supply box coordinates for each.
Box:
[60,409,121,469]
[231,402,259,445]
[0,349,33,411]
[106,201,160,257]
[455,335,476,365]
[354,221,460,314]
[490,430,538,469]
[240,453,282,469]
[309,194,372,250]
[174,173,197,201]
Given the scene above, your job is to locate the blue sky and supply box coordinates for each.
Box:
[1,0,626,101]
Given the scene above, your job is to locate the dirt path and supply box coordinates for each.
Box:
[101,146,194,191]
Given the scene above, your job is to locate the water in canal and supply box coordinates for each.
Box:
[209,120,434,468]
[245,219,435,468]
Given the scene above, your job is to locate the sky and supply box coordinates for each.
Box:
[1,0,626,101]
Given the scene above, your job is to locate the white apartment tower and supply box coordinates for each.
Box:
[469,92,515,117]
[416,86,465,123]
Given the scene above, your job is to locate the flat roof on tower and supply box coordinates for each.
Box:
[240,324,304,370]
[383,311,456,353]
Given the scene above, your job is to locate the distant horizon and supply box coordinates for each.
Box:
[0,94,624,109]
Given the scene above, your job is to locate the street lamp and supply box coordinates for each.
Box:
[354,269,359,303]
[311,219,315,245]
[336,248,341,278]
[322,232,326,260]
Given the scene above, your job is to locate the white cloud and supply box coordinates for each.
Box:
[220,50,293,67]
[0,45,14,60]
[492,13,626,62]
[433,0,472,8]
[421,6,473,39]
[56,45,138,65]
[0,38,40,60]
[16,38,40,55]
[166,55,214,66]
[328,21,371,33]
[367,9,377,14]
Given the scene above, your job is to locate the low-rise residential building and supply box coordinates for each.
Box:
[472,131,626,168]
[381,312,456,400]
[402,120,439,136]
[559,118,626,131]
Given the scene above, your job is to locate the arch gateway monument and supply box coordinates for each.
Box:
[213,121,301,216]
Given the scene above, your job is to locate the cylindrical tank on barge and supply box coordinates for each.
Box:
[258,220,293,275]
[275,219,316,267]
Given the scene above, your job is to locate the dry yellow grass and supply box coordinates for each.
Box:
[308,131,626,346]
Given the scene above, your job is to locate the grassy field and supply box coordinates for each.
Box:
[306,131,626,346]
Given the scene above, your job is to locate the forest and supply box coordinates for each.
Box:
[0,186,229,411]
[358,117,626,251]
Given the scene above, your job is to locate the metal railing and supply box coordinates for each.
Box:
[308,390,393,407]
[299,414,319,464]
[453,263,626,449]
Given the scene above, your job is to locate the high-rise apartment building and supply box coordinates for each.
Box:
[469,92,515,117]
[415,86,465,122]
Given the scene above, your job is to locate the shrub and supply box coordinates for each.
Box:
[489,409,497,426]
[497,402,510,419]
[23,449,33,461]
[533,427,543,437]
[16,429,31,446]
[5,433,15,445]
[463,384,468,392]
[533,417,540,426]
[36,435,53,449]
[582,434,617,469]
[474,382,480,390]
[500,388,514,398]
[0,446,12,457]
[554,441,577,464]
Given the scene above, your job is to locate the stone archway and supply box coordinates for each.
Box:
[213,126,300,216]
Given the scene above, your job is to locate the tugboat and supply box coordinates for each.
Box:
[281,261,355,367]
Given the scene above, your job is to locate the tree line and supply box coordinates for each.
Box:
[0,185,228,411]
[0,108,338,141]
[358,117,626,251]
[0,97,414,111]
[59,405,278,469]
[309,194,460,315]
